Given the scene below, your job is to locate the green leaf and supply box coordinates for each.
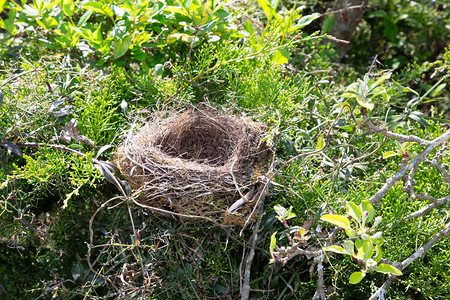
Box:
[320,214,351,230]
[316,135,325,150]
[269,232,277,256]
[154,64,164,76]
[349,271,365,284]
[342,240,355,255]
[346,202,362,222]
[274,205,296,221]
[295,13,320,29]
[355,97,375,111]
[373,245,382,263]
[244,19,254,35]
[369,86,390,102]
[363,239,373,260]
[366,10,387,18]
[270,0,280,10]
[273,49,290,65]
[78,9,93,27]
[408,111,430,128]
[62,0,74,17]
[164,6,188,15]
[383,151,397,159]
[321,14,334,33]
[377,264,402,276]
[82,2,113,17]
[355,239,363,252]
[361,200,374,223]
[345,228,356,238]
[113,35,132,58]
[373,72,391,87]
[324,245,349,255]
[257,0,276,20]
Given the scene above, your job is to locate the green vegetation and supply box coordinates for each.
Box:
[1,0,449,299]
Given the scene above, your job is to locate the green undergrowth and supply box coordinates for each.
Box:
[0,6,449,297]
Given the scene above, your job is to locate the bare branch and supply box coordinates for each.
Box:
[368,129,450,205]
[369,221,450,299]
[312,254,325,300]
[362,114,431,146]
[241,203,264,300]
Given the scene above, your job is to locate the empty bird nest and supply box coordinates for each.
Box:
[115,108,273,225]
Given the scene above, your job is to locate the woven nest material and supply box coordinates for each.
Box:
[115,109,272,225]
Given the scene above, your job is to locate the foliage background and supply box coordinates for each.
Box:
[0,0,449,299]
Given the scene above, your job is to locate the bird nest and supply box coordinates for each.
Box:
[115,109,272,225]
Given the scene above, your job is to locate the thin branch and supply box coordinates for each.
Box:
[369,221,450,300]
[312,253,325,300]
[342,136,388,169]
[367,129,450,205]
[322,4,369,16]
[241,203,264,300]
[362,113,431,146]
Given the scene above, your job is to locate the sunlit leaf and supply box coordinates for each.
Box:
[269,232,277,256]
[273,49,290,64]
[113,35,132,58]
[383,151,397,159]
[316,135,325,150]
[377,264,402,276]
[324,245,349,255]
[320,214,351,230]
[62,0,74,17]
[355,98,375,111]
[363,239,373,260]
[346,202,362,221]
[295,13,320,29]
[361,200,374,223]
[349,271,365,284]
[374,245,383,263]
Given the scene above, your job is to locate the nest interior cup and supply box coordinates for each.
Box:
[115,109,270,225]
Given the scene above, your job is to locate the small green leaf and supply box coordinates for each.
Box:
[355,97,375,111]
[374,72,391,87]
[346,202,362,222]
[324,245,349,255]
[363,239,373,260]
[345,228,356,238]
[269,232,277,256]
[113,35,132,58]
[78,9,93,27]
[62,0,75,17]
[321,14,334,33]
[295,13,320,29]
[316,135,325,150]
[273,49,290,65]
[373,245,383,263]
[342,240,355,255]
[349,271,365,284]
[377,264,402,276]
[383,151,397,159]
[154,64,164,76]
[320,214,351,230]
[82,2,114,17]
[361,200,374,223]
[355,239,364,251]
